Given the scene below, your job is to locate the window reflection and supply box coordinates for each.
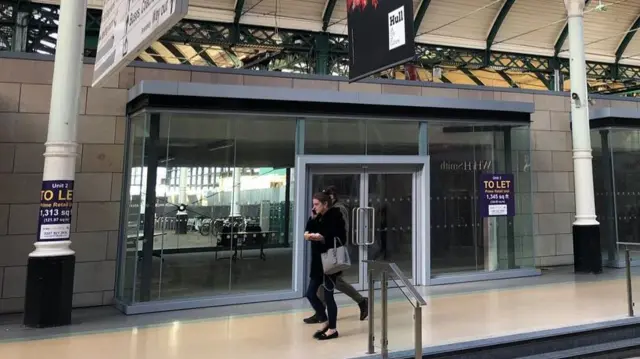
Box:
[609,130,640,245]
[120,113,295,303]
[594,129,640,266]
[118,113,147,304]
[304,118,420,155]
[428,124,534,275]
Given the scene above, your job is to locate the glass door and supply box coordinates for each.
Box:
[308,167,416,290]
[366,172,414,279]
[309,172,363,286]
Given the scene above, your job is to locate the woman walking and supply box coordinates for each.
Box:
[304,191,346,341]
[304,186,368,323]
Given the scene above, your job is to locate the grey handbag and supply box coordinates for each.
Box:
[321,237,351,275]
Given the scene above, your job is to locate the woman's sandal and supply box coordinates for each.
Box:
[317,330,339,340]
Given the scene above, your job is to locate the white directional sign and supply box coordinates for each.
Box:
[92,0,189,87]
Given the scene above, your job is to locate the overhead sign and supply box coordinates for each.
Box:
[92,0,189,87]
[346,0,415,82]
[479,174,515,217]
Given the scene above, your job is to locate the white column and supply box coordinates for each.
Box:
[564,0,598,228]
[563,0,602,274]
[553,69,562,92]
[30,0,87,258]
[24,0,87,328]
[179,167,188,204]
[231,168,242,216]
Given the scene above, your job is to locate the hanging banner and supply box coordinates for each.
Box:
[37,180,74,241]
[92,0,189,87]
[346,0,415,82]
[479,174,515,217]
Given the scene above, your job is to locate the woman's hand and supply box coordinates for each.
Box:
[310,233,324,241]
[304,231,311,240]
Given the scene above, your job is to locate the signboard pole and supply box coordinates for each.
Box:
[23,0,87,328]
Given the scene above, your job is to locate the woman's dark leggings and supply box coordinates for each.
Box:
[306,274,338,329]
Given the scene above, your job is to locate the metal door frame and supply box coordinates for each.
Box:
[293,155,429,297]
[307,167,367,289]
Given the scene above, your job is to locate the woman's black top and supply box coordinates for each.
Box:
[306,206,347,280]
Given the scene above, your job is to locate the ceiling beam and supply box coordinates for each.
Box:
[497,70,518,88]
[322,0,338,32]
[615,14,640,63]
[162,41,191,64]
[233,0,246,24]
[144,45,167,64]
[192,44,218,66]
[486,0,516,52]
[554,0,590,57]
[596,82,640,95]
[414,0,432,35]
[460,68,484,86]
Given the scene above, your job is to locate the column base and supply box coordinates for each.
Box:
[23,255,75,328]
[573,224,603,274]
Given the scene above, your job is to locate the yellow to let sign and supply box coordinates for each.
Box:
[40,189,73,202]
[483,180,511,190]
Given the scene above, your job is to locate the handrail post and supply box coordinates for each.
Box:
[414,303,422,359]
[367,267,375,354]
[381,270,389,359]
[626,249,634,317]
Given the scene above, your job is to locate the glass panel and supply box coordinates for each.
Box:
[366,121,420,155]
[429,125,489,274]
[367,173,413,278]
[500,126,534,270]
[592,130,618,264]
[232,166,295,294]
[303,118,419,155]
[125,112,296,302]
[310,173,361,284]
[428,124,533,275]
[305,119,365,154]
[153,116,235,300]
[117,113,147,304]
[610,129,640,249]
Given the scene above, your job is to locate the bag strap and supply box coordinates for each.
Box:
[333,236,344,249]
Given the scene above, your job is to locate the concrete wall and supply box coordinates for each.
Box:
[0,54,637,313]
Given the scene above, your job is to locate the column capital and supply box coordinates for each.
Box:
[564,0,585,17]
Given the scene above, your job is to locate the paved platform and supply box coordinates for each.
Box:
[0,266,638,359]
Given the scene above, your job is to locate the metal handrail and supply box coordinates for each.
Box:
[622,243,640,317]
[363,260,427,359]
[364,260,427,307]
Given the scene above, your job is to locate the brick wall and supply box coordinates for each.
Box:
[0,55,636,313]
[0,57,127,313]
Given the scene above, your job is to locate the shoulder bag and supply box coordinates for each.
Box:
[321,237,351,275]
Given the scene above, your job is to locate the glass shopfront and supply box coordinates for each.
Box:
[429,124,534,277]
[592,127,640,267]
[116,110,534,313]
[118,112,296,306]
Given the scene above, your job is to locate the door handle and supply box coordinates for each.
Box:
[357,207,365,245]
[361,207,375,246]
[351,206,358,246]
[367,207,375,246]
[351,207,375,246]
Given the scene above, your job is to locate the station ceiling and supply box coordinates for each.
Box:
[23,0,640,94]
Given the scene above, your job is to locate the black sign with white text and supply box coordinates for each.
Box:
[346,0,415,82]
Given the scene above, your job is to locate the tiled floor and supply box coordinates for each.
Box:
[0,266,638,359]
